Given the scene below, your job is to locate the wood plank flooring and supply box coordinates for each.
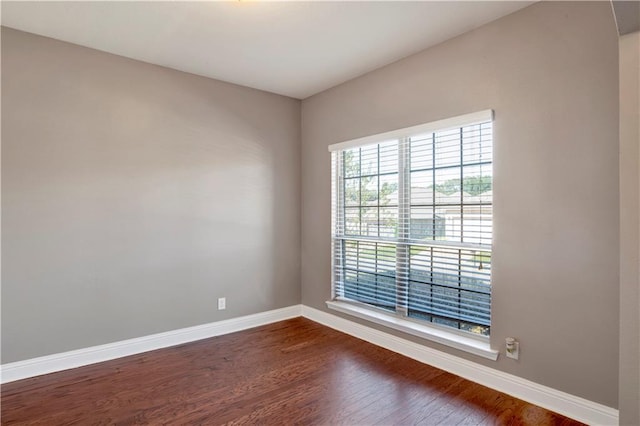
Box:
[1,317,583,425]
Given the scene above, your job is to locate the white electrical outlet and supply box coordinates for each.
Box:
[505,337,519,360]
[218,297,226,310]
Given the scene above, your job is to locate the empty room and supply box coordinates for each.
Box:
[1,1,639,425]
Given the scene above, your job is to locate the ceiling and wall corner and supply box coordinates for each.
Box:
[611,0,640,35]
[0,1,534,99]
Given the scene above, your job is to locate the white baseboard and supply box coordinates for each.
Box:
[301,305,619,426]
[1,305,302,384]
[1,304,619,425]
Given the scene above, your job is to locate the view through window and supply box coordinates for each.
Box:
[331,112,493,336]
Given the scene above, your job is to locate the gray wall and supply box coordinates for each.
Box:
[301,1,620,408]
[1,27,301,363]
[619,31,640,426]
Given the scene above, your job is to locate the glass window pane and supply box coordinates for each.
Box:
[344,241,358,269]
[434,129,460,168]
[343,149,360,178]
[357,242,377,272]
[408,280,432,312]
[461,164,492,205]
[379,141,398,174]
[380,207,398,238]
[377,244,396,272]
[462,204,492,245]
[462,124,492,165]
[409,247,432,283]
[360,207,378,237]
[434,167,461,205]
[460,250,491,291]
[410,134,433,171]
[379,174,398,207]
[344,178,360,207]
[345,207,360,235]
[361,176,379,206]
[410,170,433,206]
[410,207,440,240]
[471,122,492,165]
[360,145,378,176]
[434,205,462,242]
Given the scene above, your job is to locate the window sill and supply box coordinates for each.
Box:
[326,300,499,361]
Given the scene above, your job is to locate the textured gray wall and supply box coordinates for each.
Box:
[301,2,620,408]
[1,27,301,363]
[619,30,640,426]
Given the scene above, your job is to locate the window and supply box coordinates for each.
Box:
[330,111,493,338]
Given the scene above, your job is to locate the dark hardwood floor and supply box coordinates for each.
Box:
[1,317,583,425]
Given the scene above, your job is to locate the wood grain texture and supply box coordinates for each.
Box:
[1,318,583,425]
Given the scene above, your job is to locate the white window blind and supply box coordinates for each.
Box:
[330,110,493,336]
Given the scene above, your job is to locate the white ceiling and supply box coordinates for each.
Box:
[1,1,534,99]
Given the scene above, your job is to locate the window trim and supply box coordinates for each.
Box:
[327,110,493,153]
[329,110,495,353]
[327,299,498,360]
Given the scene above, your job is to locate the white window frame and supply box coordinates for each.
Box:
[328,110,497,360]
